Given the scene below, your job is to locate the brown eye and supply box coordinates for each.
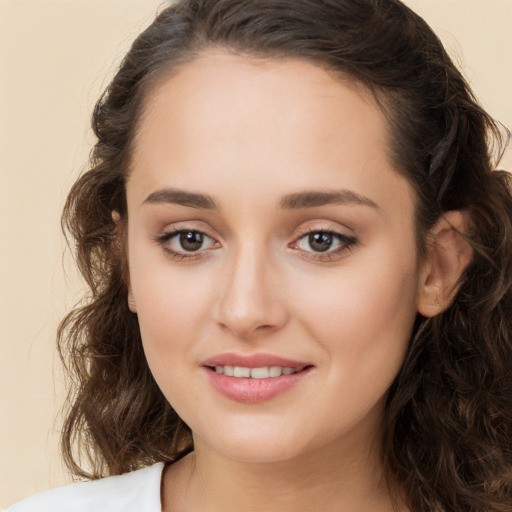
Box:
[308,232,334,252]
[179,231,204,252]
[293,229,357,261]
[155,229,218,259]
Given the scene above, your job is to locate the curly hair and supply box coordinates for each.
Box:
[58,0,512,510]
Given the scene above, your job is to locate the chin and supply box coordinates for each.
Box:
[192,420,318,464]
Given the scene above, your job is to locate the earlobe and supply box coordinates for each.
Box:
[111,210,125,258]
[417,211,473,318]
[112,210,121,224]
[127,289,137,313]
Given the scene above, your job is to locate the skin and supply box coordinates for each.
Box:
[123,51,466,511]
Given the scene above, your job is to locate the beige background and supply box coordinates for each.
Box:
[1,0,510,507]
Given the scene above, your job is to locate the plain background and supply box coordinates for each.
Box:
[1,0,511,507]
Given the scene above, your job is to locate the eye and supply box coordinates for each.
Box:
[302,232,337,252]
[292,230,357,260]
[155,229,219,259]
[176,231,207,252]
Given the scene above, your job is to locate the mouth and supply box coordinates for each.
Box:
[206,365,310,379]
[201,353,314,403]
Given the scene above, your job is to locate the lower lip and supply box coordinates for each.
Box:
[203,367,313,404]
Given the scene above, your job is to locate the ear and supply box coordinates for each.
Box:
[127,288,137,314]
[417,211,473,318]
[112,210,137,314]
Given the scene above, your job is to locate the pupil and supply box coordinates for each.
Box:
[309,232,333,252]
[180,231,203,251]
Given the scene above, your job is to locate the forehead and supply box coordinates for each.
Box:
[128,51,414,223]
[133,51,386,159]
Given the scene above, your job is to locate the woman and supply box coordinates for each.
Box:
[8,0,512,510]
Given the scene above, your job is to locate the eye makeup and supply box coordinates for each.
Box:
[152,222,358,263]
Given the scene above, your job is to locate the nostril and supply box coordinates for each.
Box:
[254,324,277,331]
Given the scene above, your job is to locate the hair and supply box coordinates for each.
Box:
[58,0,512,510]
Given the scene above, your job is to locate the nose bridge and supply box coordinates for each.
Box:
[217,239,287,337]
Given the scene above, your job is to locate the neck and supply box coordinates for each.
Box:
[162,432,407,512]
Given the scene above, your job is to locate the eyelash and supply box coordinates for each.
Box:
[292,229,358,262]
[153,227,358,262]
[153,229,218,261]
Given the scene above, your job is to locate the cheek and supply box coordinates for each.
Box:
[291,242,420,363]
[131,267,214,408]
[127,241,218,366]
[135,276,213,347]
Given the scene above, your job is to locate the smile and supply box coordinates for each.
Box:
[212,365,306,378]
[202,354,314,403]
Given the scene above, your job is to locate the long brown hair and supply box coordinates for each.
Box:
[59,1,512,510]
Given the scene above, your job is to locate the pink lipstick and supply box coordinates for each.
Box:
[201,352,313,404]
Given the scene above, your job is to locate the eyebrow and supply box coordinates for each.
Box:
[280,190,380,210]
[142,187,379,211]
[143,189,217,209]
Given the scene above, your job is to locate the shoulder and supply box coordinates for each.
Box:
[5,463,164,512]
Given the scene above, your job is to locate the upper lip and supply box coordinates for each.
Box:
[202,352,311,369]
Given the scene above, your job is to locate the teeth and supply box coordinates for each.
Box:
[233,366,251,378]
[213,365,304,379]
[269,366,282,377]
[250,367,269,379]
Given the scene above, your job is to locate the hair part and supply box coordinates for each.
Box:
[58,1,512,510]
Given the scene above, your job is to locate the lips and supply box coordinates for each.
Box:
[202,353,310,369]
[202,352,314,404]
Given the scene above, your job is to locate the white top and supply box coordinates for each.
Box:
[5,463,164,512]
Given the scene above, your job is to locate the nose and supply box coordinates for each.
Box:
[215,245,289,340]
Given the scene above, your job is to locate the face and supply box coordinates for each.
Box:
[125,51,423,464]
